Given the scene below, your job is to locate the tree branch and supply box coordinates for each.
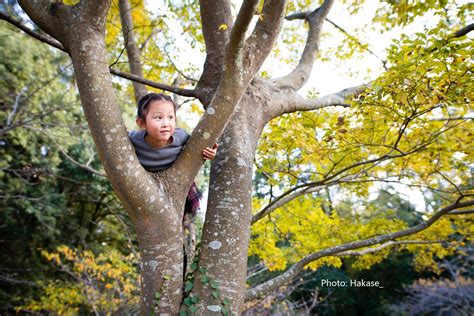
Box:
[245,198,474,301]
[5,87,27,128]
[194,0,233,105]
[271,0,335,90]
[118,0,147,102]
[336,240,446,256]
[252,184,327,224]
[325,17,387,68]
[109,68,197,97]
[276,84,367,116]
[17,0,78,50]
[244,0,288,75]
[24,126,106,177]
[252,151,399,225]
[139,27,158,51]
[431,117,474,121]
[225,0,261,76]
[163,44,199,83]
[448,209,474,215]
[0,11,64,51]
[451,23,474,38]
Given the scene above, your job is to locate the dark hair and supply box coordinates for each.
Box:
[137,93,177,120]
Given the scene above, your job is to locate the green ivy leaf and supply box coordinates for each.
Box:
[184,297,193,306]
[179,311,187,316]
[223,298,230,305]
[191,295,199,304]
[212,291,220,299]
[201,275,209,284]
[184,281,194,292]
[154,292,161,299]
[189,306,197,313]
[210,280,220,289]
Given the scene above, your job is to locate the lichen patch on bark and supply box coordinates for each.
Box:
[209,240,222,249]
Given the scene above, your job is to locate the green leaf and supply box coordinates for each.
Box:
[198,267,207,274]
[184,281,194,292]
[154,292,161,299]
[179,311,187,316]
[184,297,193,307]
[210,280,220,289]
[190,262,198,271]
[201,275,209,284]
[222,308,229,316]
[191,295,199,304]
[189,306,197,313]
[223,298,230,305]
[212,291,220,299]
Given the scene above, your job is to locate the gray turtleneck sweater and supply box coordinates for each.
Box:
[128,128,190,172]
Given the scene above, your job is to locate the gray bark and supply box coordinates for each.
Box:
[192,93,265,313]
[195,0,233,105]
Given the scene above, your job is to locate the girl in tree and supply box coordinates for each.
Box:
[129,92,218,221]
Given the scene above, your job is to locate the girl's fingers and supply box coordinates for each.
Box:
[203,148,216,154]
[202,145,218,160]
[202,150,214,158]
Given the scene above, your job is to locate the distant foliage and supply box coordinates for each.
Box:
[390,277,474,315]
[20,245,140,315]
[0,20,132,312]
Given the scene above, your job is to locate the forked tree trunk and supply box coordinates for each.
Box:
[18,0,287,314]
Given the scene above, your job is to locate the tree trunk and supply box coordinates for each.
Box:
[134,197,184,314]
[192,91,265,313]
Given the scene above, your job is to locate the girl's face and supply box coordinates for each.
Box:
[136,100,176,148]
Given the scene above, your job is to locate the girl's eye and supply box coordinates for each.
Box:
[169,116,174,120]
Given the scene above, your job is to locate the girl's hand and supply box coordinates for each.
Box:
[202,143,218,160]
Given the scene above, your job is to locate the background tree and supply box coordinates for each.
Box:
[1,0,472,314]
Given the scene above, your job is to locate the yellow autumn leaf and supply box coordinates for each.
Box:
[219,24,228,31]
[62,0,80,5]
